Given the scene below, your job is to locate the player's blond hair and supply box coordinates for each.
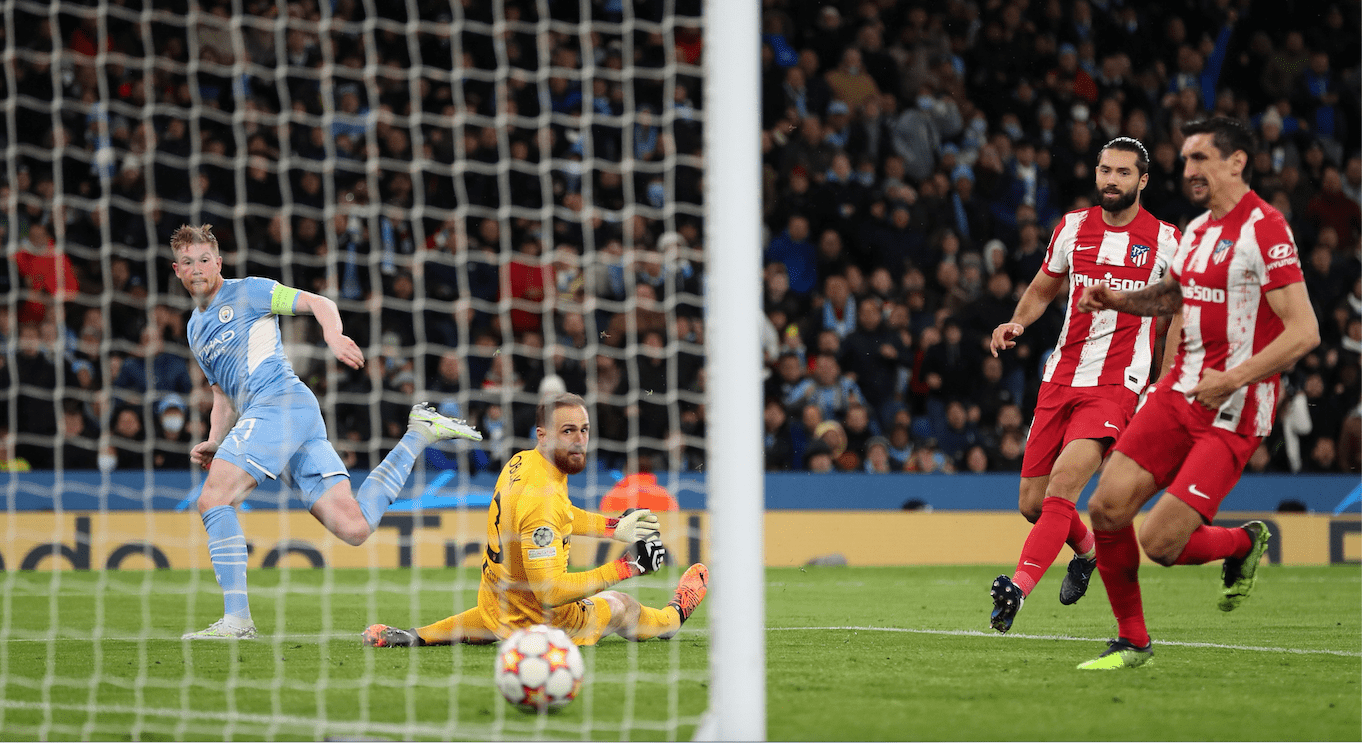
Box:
[170,224,219,255]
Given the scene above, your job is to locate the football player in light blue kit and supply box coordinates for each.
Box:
[172,224,482,639]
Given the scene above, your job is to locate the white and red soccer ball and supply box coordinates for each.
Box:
[494,625,585,713]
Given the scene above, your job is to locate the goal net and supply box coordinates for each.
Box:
[0,0,761,739]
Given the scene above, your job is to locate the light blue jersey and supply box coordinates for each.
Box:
[188,277,346,501]
[187,277,307,413]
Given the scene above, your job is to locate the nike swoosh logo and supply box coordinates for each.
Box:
[1023,561,1042,568]
[1103,421,1120,431]
[1188,484,1211,500]
[1075,244,1097,251]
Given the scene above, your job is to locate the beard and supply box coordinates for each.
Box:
[552,447,587,475]
[1098,184,1139,213]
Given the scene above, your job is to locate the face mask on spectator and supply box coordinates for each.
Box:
[970,117,987,133]
[647,182,666,207]
[1004,122,1024,140]
[163,413,185,434]
[917,95,935,110]
[98,453,118,472]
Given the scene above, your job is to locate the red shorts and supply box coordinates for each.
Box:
[1114,386,1262,522]
[1021,383,1138,478]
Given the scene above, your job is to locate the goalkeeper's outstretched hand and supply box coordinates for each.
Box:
[616,538,667,578]
[610,508,660,543]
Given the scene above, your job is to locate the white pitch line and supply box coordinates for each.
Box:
[6,627,1358,658]
[769,625,1362,658]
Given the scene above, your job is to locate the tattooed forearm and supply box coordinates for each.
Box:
[1112,277,1183,317]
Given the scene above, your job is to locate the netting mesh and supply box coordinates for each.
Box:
[1,0,710,739]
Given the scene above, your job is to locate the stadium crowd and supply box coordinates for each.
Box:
[0,0,1358,481]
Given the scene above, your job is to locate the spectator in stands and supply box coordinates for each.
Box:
[13,323,59,469]
[892,86,960,183]
[825,48,879,113]
[111,324,193,409]
[935,400,980,467]
[766,214,818,296]
[840,295,908,422]
[842,403,875,460]
[151,393,192,470]
[763,397,795,471]
[109,405,145,470]
[786,353,866,423]
[60,399,99,470]
[15,222,78,325]
[906,438,954,473]
[921,319,980,407]
[603,283,668,348]
[864,436,894,473]
[804,440,835,473]
[818,274,857,340]
[1307,167,1361,249]
[766,350,806,409]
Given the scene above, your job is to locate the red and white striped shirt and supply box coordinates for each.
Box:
[1040,206,1181,392]
[1160,190,1305,436]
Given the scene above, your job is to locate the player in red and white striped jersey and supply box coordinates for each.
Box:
[1072,117,1319,669]
[987,137,1181,633]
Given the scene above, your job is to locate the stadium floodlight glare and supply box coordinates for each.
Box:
[0,0,748,739]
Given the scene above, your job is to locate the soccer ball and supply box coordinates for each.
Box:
[494,624,585,713]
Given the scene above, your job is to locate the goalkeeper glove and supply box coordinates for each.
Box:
[609,508,660,543]
[615,538,667,578]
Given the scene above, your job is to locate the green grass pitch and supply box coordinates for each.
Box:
[1,564,1357,741]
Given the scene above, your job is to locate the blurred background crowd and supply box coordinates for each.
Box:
[756,0,1361,475]
[0,0,1358,480]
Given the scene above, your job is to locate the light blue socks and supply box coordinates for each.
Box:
[355,430,426,530]
[202,504,252,625]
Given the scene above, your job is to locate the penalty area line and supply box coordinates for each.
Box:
[769,626,1362,658]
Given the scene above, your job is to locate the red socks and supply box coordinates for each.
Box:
[1012,497,1093,595]
[1173,524,1253,565]
[1094,524,1150,647]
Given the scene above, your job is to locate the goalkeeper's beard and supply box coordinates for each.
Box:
[553,447,587,475]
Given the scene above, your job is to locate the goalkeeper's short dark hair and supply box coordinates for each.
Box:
[537,392,588,429]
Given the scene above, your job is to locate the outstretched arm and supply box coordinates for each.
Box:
[991,270,1065,357]
[524,538,667,608]
[570,506,659,542]
[1077,274,1182,317]
[294,290,365,369]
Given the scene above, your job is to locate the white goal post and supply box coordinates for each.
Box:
[700,0,766,740]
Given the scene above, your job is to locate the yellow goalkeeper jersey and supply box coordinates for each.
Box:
[477,448,578,631]
[476,448,631,638]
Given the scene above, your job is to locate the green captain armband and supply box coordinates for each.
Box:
[270,285,301,315]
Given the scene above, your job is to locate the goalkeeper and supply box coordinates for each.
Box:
[363,393,708,647]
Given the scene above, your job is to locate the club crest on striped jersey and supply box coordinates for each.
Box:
[218,306,234,323]
[1128,243,1150,267]
[1211,238,1233,264]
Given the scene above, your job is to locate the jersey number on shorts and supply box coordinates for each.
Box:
[228,418,258,448]
[485,488,504,565]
